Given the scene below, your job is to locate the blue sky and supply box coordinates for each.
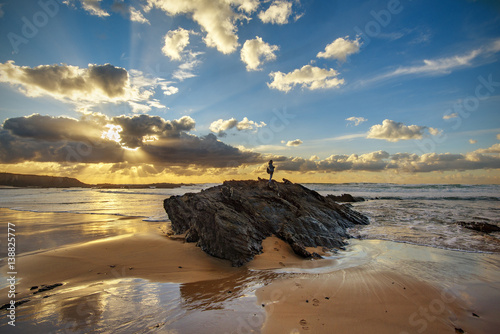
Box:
[0,0,499,184]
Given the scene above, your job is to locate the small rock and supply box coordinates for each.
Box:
[29,286,38,291]
[472,313,479,318]
[455,328,464,334]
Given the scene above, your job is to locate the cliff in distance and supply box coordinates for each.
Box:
[0,172,89,188]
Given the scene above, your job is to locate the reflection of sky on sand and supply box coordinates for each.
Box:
[0,209,163,257]
[1,239,500,332]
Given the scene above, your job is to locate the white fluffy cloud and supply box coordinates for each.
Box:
[0,61,172,113]
[258,0,293,24]
[317,36,361,62]
[162,28,191,61]
[268,65,344,92]
[147,0,259,54]
[469,139,477,144]
[69,0,110,17]
[346,117,367,126]
[367,119,441,142]
[286,139,303,146]
[241,36,279,71]
[130,7,150,24]
[210,117,266,136]
[270,146,500,174]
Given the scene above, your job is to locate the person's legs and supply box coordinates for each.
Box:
[269,172,273,182]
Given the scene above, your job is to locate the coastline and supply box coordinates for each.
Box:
[1,209,499,333]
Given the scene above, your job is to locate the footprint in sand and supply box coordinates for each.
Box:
[299,319,309,330]
[312,298,320,306]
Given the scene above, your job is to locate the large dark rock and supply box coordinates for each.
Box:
[457,221,500,234]
[164,179,369,266]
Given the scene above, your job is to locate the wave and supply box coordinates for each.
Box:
[354,237,497,254]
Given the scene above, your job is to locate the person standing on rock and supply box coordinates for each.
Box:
[267,160,275,183]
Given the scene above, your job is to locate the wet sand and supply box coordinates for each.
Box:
[1,209,500,333]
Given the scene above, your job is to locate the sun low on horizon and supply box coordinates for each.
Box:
[0,0,500,185]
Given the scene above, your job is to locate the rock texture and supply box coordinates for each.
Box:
[457,221,500,234]
[164,179,369,266]
[326,194,365,202]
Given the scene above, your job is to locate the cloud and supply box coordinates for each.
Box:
[271,148,500,174]
[469,139,477,144]
[268,65,344,92]
[286,139,303,146]
[0,4,4,18]
[443,112,459,120]
[367,119,441,142]
[2,115,499,176]
[0,61,171,112]
[147,0,259,54]
[497,134,500,140]
[317,36,361,62]
[241,36,279,71]
[0,61,128,99]
[162,28,191,61]
[69,0,110,17]
[370,39,500,83]
[162,86,179,95]
[172,52,203,81]
[0,114,262,168]
[346,117,367,126]
[258,0,293,25]
[130,7,150,24]
[210,117,266,136]
[475,143,500,154]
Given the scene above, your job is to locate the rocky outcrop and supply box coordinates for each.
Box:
[326,194,365,202]
[457,221,500,234]
[164,179,369,266]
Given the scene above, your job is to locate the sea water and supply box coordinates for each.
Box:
[1,183,499,333]
[0,183,499,254]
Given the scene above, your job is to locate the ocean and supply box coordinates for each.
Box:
[1,183,500,333]
[1,183,499,255]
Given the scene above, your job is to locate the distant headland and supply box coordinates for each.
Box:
[0,172,189,189]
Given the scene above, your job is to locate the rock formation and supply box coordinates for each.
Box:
[164,179,369,266]
[457,221,500,234]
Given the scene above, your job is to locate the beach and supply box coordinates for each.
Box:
[1,184,500,333]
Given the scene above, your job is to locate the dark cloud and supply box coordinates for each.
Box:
[111,114,195,148]
[0,114,262,167]
[1,114,499,175]
[3,114,102,142]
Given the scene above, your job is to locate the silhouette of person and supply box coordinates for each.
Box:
[267,160,275,183]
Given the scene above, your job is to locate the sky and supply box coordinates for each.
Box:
[0,0,500,184]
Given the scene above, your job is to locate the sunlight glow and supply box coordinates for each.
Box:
[101,124,123,143]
